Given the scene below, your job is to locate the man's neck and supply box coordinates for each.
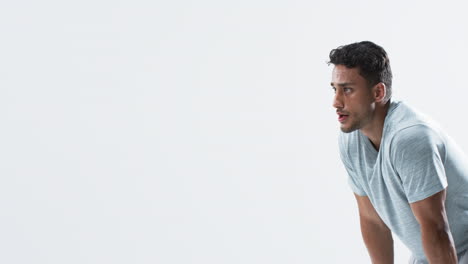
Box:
[360,101,391,151]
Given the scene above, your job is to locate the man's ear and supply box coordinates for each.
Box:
[373,82,386,103]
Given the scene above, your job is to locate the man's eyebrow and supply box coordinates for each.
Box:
[330,82,355,87]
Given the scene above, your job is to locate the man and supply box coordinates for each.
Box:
[330,41,468,264]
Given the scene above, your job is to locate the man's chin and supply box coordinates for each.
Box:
[340,124,358,133]
[340,128,353,133]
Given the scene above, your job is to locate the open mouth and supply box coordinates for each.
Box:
[338,115,349,122]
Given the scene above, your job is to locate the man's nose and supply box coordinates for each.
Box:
[332,92,344,109]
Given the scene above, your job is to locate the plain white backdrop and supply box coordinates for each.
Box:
[1,0,468,263]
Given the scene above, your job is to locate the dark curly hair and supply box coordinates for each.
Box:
[328,41,392,103]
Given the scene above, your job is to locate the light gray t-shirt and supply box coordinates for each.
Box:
[338,99,468,262]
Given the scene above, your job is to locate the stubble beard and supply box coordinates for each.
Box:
[340,111,373,133]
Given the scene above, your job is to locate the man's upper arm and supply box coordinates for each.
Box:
[409,188,449,229]
[354,193,386,226]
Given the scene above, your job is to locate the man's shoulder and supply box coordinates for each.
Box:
[384,100,425,128]
[385,123,446,161]
[391,124,440,143]
[382,101,447,155]
[384,101,443,142]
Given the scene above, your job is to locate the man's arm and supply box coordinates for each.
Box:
[354,193,394,264]
[409,189,457,264]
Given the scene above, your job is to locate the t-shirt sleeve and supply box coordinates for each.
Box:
[347,169,367,196]
[391,125,448,203]
[338,134,367,196]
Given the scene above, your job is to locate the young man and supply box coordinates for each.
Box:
[330,41,468,264]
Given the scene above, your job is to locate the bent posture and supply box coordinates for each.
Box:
[329,41,468,264]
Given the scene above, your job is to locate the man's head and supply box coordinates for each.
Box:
[328,41,393,133]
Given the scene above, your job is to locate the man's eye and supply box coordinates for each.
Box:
[344,88,352,92]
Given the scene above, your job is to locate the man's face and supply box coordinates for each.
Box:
[331,65,376,133]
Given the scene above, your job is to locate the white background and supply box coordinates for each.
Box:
[1,0,468,263]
